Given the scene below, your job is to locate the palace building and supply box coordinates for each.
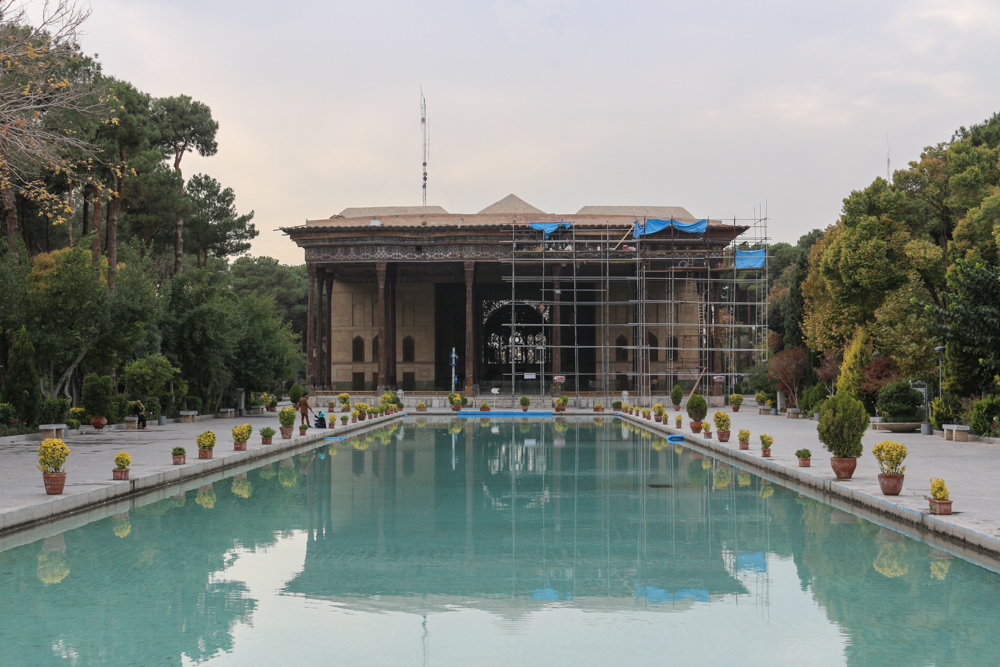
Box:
[282,195,767,400]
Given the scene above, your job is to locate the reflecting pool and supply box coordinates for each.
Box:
[2,418,999,666]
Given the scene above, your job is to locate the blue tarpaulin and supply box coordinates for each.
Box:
[529,222,572,238]
[632,218,708,238]
[735,248,766,269]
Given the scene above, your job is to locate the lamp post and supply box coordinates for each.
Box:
[935,346,945,400]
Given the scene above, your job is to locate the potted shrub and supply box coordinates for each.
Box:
[278,406,296,438]
[702,420,713,439]
[555,395,568,412]
[671,385,683,411]
[872,440,907,495]
[652,403,664,422]
[755,391,767,407]
[232,423,253,451]
[172,446,186,465]
[260,426,276,445]
[196,430,216,459]
[356,402,369,420]
[818,392,867,479]
[737,429,750,450]
[713,411,731,442]
[795,448,811,467]
[340,415,349,425]
[877,381,924,432]
[268,394,278,411]
[299,423,310,436]
[448,392,463,411]
[730,393,743,412]
[594,402,604,413]
[521,396,530,411]
[38,438,70,494]
[113,451,131,480]
[760,434,773,457]
[338,393,351,412]
[929,478,952,514]
[642,407,652,420]
[612,400,623,411]
[480,401,491,412]
[766,399,776,416]
[675,414,683,428]
[82,372,113,430]
[686,394,708,433]
[417,401,427,412]
[351,409,358,423]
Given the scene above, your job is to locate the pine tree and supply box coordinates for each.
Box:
[1,328,42,425]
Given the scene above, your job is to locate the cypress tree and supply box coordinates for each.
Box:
[1,328,42,426]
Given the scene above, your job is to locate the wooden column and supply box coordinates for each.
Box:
[388,264,397,389]
[376,263,388,391]
[552,266,562,384]
[325,274,334,390]
[464,261,475,395]
[317,268,326,390]
[306,264,317,388]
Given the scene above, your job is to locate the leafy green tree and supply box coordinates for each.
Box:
[928,260,1000,396]
[782,253,808,349]
[229,256,307,345]
[152,95,219,274]
[231,294,301,394]
[1,328,42,424]
[122,354,183,397]
[836,328,872,399]
[120,150,189,257]
[184,174,256,267]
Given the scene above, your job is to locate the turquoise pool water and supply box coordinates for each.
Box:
[2,417,999,666]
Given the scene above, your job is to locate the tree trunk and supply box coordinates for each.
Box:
[107,158,126,293]
[2,180,19,254]
[82,192,89,237]
[90,182,102,264]
[67,186,75,248]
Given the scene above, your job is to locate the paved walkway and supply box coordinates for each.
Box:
[619,407,1000,562]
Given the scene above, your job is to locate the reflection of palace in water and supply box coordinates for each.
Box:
[286,419,774,616]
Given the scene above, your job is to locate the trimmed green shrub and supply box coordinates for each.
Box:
[686,394,708,422]
[930,395,963,430]
[799,383,829,415]
[1,330,42,425]
[671,385,683,406]
[38,398,70,425]
[143,396,162,418]
[65,419,80,430]
[969,395,1000,436]
[186,396,203,413]
[877,380,923,422]
[288,383,305,406]
[818,392,867,458]
[82,373,113,419]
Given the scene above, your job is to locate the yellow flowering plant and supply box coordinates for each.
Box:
[738,429,751,442]
[114,451,130,470]
[38,438,70,473]
[196,430,216,450]
[872,440,907,475]
[713,411,730,431]
[232,423,253,442]
[760,434,774,449]
[930,478,949,501]
[278,407,297,428]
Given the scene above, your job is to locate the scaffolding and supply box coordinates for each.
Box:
[496,211,770,408]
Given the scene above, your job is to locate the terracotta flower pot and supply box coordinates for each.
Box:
[417,406,427,412]
[739,441,749,450]
[42,472,66,495]
[830,457,857,480]
[481,407,490,412]
[690,421,703,433]
[798,457,811,467]
[173,455,186,465]
[703,431,713,439]
[112,468,130,481]
[878,473,904,495]
[360,413,368,420]
[234,441,247,451]
[198,448,213,459]
[279,426,292,439]
[351,417,357,423]
[299,428,308,436]
[654,415,662,422]
[761,448,771,457]
[732,405,741,412]
[717,430,731,443]
[555,405,566,412]
[451,404,461,411]
[672,404,681,411]
[594,407,604,412]
[91,415,108,430]
[261,437,273,445]
[929,499,953,515]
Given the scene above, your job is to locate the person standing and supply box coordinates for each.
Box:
[299,392,314,426]
[134,400,147,430]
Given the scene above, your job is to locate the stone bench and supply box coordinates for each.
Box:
[39,424,67,439]
[787,409,801,419]
[125,416,139,429]
[943,424,970,442]
[220,408,235,418]
[251,405,265,415]
[179,411,198,423]
[758,407,770,415]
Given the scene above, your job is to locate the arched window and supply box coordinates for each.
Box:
[616,335,628,362]
[648,332,659,362]
[372,335,380,362]
[403,336,415,362]
[352,336,364,363]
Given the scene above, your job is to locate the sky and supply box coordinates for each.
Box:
[68,0,1000,264]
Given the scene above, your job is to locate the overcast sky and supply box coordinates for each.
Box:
[75,0,1000,264]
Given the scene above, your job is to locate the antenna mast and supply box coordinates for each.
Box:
[421,90,428,206]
